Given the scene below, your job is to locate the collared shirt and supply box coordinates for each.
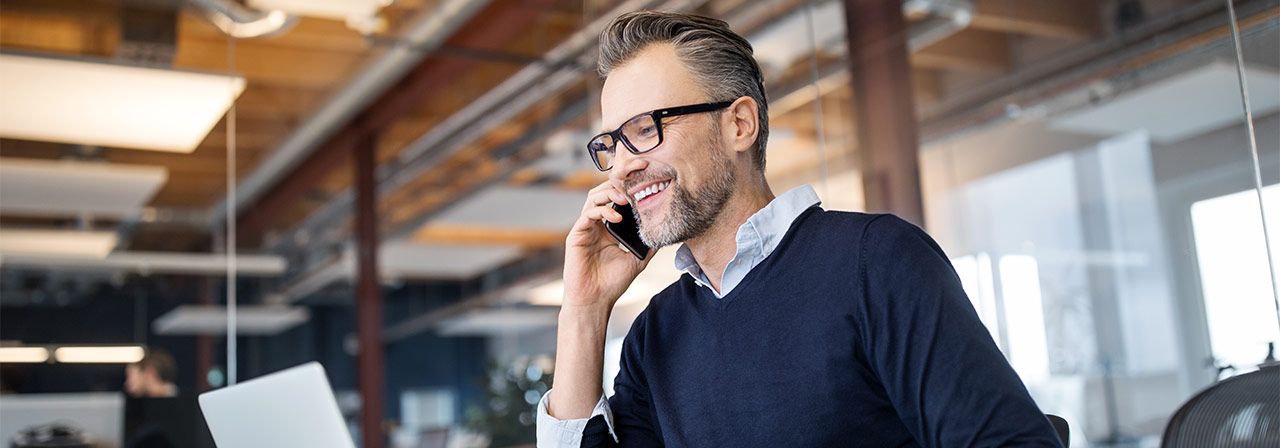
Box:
[674,184,822,297]
[536,185,822,447]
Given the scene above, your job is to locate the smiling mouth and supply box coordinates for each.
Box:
[632,180,671,203]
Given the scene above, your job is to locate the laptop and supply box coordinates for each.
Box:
[198,362,355,448]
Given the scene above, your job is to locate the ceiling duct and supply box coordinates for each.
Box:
[187,0,296,39]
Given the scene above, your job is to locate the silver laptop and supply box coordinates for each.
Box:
[199,362,355,448]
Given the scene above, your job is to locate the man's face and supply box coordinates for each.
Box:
[601,44,736,248]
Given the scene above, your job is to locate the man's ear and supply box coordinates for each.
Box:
[725,96,759,155]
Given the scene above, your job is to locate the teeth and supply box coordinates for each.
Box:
[634,181,670,202]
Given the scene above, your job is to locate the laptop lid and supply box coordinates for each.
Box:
[198,362,354,448]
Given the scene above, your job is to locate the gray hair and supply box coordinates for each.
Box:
[598,11,769,172]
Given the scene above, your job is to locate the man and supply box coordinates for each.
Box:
[125,349,178,398]
[123,348,209,448]
[537,11,1063,447]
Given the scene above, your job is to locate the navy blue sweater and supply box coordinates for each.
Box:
[582,209,1063,447]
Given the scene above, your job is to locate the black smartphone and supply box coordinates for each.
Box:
[606,202,651,260]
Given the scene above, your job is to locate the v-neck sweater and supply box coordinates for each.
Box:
[589,209,1063,447]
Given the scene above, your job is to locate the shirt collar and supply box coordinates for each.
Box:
[673,184,821,280]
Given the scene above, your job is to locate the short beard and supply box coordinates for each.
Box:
[634,134,736,249]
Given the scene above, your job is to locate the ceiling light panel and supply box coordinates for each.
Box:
[379,242,523,280]
[0,230,118,259]
[432,187,588,232]
[53,346,145,363]
[152,305,310,335]
[0,347,50,363]
[436,308,560,337]
[0,54,245,153]
[0,158,167,217]
[248,0,390,21]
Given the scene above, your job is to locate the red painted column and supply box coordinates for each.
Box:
[354,131,385,448]
[842,0,926,226]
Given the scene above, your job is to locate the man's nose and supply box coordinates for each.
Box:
[610,146,648,181]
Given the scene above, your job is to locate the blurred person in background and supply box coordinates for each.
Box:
[124,349,178,398]
[123,348,185,448]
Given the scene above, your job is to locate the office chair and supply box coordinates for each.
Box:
[1161,364,1279,447]
[1046,414,1069,446]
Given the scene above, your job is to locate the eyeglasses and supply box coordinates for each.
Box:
[586,100,734,171]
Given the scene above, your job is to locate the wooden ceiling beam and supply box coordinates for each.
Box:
[968,0,1100,40]
[0,10,118,56]
[173,39,365,89]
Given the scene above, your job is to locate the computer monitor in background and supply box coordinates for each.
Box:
[0,393,124,448]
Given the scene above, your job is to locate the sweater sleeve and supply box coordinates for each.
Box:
[602,310,665,447]
[856,215,1063,447]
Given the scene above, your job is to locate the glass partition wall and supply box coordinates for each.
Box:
[916,1,1279,445]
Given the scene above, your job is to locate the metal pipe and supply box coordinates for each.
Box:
[209,0,494,228]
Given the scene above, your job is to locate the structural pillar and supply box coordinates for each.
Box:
[354,131,385,448]
[842,0,926,226]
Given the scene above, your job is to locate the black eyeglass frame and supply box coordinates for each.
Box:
[586,100,735,171]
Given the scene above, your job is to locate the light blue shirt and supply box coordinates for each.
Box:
[674,184,822,297]
[536,185,822,447]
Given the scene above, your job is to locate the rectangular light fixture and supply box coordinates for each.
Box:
[0,53,245,153]
[0,347,50,363]
[152,305,309,335]
[54,346,145,364]
[0,229,118,259]
[248,0,388,21]
[0,251,287,276]
[436,308,560,337]
[0,158,167,218]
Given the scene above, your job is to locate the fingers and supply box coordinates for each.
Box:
[583,181,628,211]
[581,203,625,224]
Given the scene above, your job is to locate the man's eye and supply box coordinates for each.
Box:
[637,126,657,137]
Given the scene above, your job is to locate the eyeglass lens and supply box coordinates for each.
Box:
[590,113,660,170]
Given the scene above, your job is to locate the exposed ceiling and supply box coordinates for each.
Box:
[7,0,1264,324]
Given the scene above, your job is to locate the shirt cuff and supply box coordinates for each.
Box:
[536,389,615,448]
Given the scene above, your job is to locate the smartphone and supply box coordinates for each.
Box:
[606,202,651,260]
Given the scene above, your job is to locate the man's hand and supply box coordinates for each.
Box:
[549,181,653,420]
[563,181,653,309]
